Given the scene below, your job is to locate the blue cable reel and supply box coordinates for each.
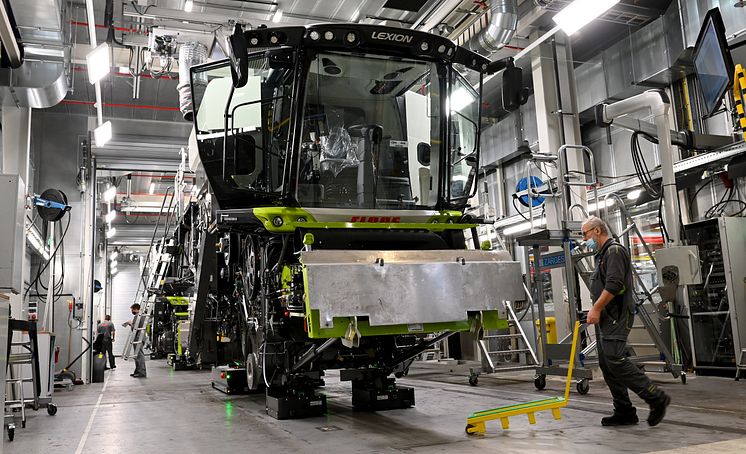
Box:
[515,175,546,208]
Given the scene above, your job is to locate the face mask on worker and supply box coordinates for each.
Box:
[586,238,597,251]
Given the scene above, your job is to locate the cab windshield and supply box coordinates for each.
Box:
[298,52,445,210]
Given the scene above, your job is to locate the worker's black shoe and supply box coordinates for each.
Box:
[647,393,671,427]
[130,373,137,377]
[601,412,639,426]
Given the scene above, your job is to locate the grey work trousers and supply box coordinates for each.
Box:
[134,349,147,377]
[596,327,663,415]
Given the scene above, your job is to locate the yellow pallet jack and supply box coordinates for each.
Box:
[466,320,582,434]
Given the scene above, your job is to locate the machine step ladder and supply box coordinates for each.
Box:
[122,240,174,360]
[122,189,178,361]
[469,296,539,385]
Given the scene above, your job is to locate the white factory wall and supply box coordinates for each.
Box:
[30,112,94,379]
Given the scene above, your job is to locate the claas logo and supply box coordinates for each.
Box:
[350,216,401,223]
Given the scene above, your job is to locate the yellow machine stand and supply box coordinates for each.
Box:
[466,321,582,434]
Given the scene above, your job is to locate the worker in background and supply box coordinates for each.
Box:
[122,303,147,378]
[581,216,670,427]
[96,315,116,370]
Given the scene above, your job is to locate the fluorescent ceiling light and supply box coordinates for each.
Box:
[449,87,475,113]
[105,209,117,224]
[86,42,111,84]
[587,198,616,213]
[552,0,620,36]
[503,218,547,236]
[106,227,117,239]
[103,185,117,202]
[272,8,283,23]
[26,230,50,260]
[110,260,118,268]
[149,182,156,195]
[184,0,193,12]
[110,250,119,261]
[94,120,113,147]
[111,267,118,275]
[350,9,360,22]
[627,189,642,201]
[118,66,130,74]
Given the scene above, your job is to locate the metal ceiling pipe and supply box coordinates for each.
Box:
[470,0,518,56]
[177,42,208,122]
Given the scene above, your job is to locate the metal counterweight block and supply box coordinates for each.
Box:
[265,391,327,420]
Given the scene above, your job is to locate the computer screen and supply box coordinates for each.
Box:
[693,8,734,117]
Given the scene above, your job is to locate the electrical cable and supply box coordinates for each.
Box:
[23,212,72,302]
[129,1,154,15]
[657,192,669,244]
[630,131,661,199]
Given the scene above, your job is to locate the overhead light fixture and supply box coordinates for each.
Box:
[350,9,360,22]
[86,42,111,84]
[503,218,547,236]
[111,267,118,275]
[103,185,117,202]
[106,227,117,239]
[449,87,476,113]
[110,260,118,268]
[26,229,50,260]
[552,0,620,36]
[587,198,616,213]
[184,0,193,12]
[118,66,130,74]
[94,120,113,147]
[149,182,156,195]
[627,189,642,201]
[105,209,117,224]
[272,8,283,23]
[110,250,119,261]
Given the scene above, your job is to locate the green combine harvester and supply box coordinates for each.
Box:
[183,22,527,419]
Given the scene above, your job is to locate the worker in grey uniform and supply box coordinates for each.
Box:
[96,315,116,369]
[122,303,147,378]
[581,216,670,427]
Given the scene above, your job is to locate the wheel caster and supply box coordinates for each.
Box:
[47,403,58,416]
[576,379,590,395]
[32,403,39,411]
[534,374,546,390]
[465,423,475,435]
[21,420,25,429]
[7,425,14,442]
[680,372,686,385]
[468,375,479,387]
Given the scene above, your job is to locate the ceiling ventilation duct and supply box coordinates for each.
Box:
[178,42,208,122]
[469,0,518,56]
[0,0,68,108]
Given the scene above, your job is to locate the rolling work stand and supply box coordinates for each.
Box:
[516,145,598,394]
[4,319,56,442]
[518,227,595,394]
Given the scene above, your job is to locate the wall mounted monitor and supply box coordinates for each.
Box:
[693,8,734,117]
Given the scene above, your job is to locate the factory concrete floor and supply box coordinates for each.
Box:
[4,358,746,453]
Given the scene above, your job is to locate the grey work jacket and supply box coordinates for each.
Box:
[589,239,635,340]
